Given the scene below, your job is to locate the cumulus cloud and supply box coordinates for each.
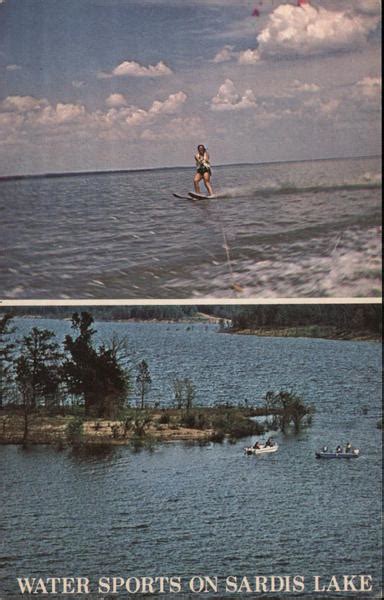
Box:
[211,79,256,111]
[106,93,127,108]
[28,103,87,127]
[240,3,380,61]
[212,45,236,63]
[98,60,172,79]
[6,64,22,72]
[149,91,186,115]
[238,49,261,64]
[1,96,49,112]
[125,91,187,126]
[0,91,188,146]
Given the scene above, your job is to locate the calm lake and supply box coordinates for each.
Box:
[0,320,382,598]
[1,156,381,299]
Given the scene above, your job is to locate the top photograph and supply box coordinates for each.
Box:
[0,0,381,301]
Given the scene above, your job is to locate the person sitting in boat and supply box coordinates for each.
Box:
[322,445,328,452]
[345,442,352,453]
[265,437,274,447]
[336,445,342,453]
[253,441,261,449]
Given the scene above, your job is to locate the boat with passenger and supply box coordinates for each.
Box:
[315,443,360,459]
[244,438,278,455]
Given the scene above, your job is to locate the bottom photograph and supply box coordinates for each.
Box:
[0,304,382,599]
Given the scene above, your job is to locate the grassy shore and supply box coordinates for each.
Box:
[0,406,271,446]
[225,325,381,342]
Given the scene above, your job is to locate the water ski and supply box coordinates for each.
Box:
[188,191,215,200]
[172,192,191,200]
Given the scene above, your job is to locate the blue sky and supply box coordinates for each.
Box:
[0,0,381,175]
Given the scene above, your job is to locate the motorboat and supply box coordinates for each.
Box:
[244,443,278,455]
[315,447,360,459]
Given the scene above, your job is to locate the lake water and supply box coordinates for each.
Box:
[0,156,381,299]
[0,319,382,598]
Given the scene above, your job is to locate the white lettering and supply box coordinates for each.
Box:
[293,575,305,592]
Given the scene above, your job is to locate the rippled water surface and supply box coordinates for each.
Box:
[1,157,381,298]
[0,320,382,598]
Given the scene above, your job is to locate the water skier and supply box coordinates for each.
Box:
[194,144,214,196]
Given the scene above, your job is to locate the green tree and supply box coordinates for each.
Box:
[15,357,34,444]
[63,312,129,417]
[136,360,152,409]
[265,390,314,433]
[0,314,16,408]
[172,377,196,412]
[15,327,63,409]
[65,417,84,447]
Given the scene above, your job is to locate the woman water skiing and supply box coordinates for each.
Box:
[194,144,214,196]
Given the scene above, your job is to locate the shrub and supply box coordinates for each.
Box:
[210,430,225,443]
[66,417,84,447]
[158,412,171,425]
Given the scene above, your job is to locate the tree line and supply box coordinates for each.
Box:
[225,304,382,334]
[0,305,198,322]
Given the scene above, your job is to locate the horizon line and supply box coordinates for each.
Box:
[0,153,381,183]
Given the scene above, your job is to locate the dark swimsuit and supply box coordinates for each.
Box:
[197,165,211,176]
[196,153,211,176]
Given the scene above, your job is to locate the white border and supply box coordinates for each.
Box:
[0,297,381,306]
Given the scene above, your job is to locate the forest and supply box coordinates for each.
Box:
[0,304,381,338]
[223,304,382,337]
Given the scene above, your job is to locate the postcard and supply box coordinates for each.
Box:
[0,1,382,599]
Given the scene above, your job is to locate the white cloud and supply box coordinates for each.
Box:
[6,64,21,72]
[239,3,380,62]
[212,45,235,63]
[210,79,256,111]
[1,96,49,112]
[0,90,188,147]
[106,93,127,108]
[28,103,87,127]
[72,80,86,89]
[125,91,187,126]
[291,79,320,93]
[125,108,149,127]
[149,91,186,115]
[238,49,261,65]
[0,111,24,129]
[98,60,172,79]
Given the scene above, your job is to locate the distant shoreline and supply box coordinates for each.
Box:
[0,154,380,182]
[1,311,381,342]
[225,326,381,342]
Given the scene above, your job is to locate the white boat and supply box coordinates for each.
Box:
[244,443,278,455]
